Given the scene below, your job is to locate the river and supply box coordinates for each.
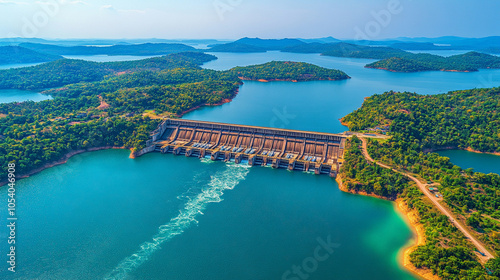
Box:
[1,51,500,279]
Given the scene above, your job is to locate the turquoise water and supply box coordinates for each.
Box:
[0,89,51,103]
[0,62,42,70]
[3,51,500,279]
[0,150,415,280]
[438,150,500,175]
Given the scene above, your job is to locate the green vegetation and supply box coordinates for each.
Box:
[0,52,217,90]
[281,41,500,73]
[282,42,408,58]
[342,138,491,279]
[366,52,500,72]
[19,42,197,56]
[0,46,62,65]
[340,136,409,199]
[341,87,500,279]
[321,43,408,59]
[231,37,304,50]
[231,61,350,81]
[208,42,267,53]
[343,88,500,152]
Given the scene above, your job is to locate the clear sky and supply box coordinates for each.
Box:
[1,0,499,39]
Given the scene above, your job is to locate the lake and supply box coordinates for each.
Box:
[0,89,50,104]
[438,150,500,175]
[2,50,500,279]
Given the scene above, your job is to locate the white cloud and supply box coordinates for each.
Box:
[58,0,87,4]
[36,0,87,6]
[100,4,114,10]
[0,0,28,5]
[100,4,145,14]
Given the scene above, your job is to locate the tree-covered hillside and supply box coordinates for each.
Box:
[231,61,350,81]
[0,46,62,65]
[19,42,197,56]
[366,52,500,72]
[341,88,500,279]
[0,52,217,90]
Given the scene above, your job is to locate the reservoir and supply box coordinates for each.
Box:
[2,51,500,279]
[438,150,500,175]
[0,89,51,104]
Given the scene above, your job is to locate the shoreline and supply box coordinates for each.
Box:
[424,146,500,156]
[1,87,244,187]
[365,66,473,73]
[0,146,131,187]
[335,175,439,280]
[1,86,244,187]
[238,76,350,83]
[176,87,240,117]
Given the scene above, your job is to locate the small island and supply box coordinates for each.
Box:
[365,51,500,72]
[231,61,350,82]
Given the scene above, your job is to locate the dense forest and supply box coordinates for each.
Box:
[281,42,408,59]
[207,42,267,53]
[0,52,217,90]
[19,42,197,56]
[340,136,409,199]
[365,52,500,72]
[321,43,408,59]
[208,38,304,52]
[0,46,62,65]
[0,54,349,181]
[341,88,500,279]
[342,88,500,152]
[231,61,350,81]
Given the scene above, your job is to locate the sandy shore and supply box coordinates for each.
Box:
[335,175,439,280]
[0,146,131,187]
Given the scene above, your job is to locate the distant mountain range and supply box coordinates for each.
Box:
[0,36,498,66]
[19,43,198,56]
[205,36,500,54]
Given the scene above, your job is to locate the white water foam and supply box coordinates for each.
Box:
[103,163,250,280]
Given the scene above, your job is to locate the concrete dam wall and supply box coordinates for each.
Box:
[148,119,346,176]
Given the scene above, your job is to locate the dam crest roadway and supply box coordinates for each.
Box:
[141,119,347,176]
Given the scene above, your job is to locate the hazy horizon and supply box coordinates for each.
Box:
[1,0,499,40]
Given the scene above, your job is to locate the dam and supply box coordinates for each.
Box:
[142,119,346,176]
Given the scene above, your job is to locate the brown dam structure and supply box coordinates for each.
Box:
[140,119,346,176]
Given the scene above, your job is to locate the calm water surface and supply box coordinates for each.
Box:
[438,150,500,175]
[0,89,51,103]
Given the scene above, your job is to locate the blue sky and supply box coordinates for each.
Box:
[1,0,499,39]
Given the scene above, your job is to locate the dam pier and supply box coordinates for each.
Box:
[141,119,346,177]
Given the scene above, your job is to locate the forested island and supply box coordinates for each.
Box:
[0,54,348,181]
[340,88,500,279]
[18,42,197,56]
[231,61,350,82]
[208,37,304,52]
[0,46,62,65]
[365,52,500,72]
[207,42,267,53]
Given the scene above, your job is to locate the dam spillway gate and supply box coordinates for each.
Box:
[145,119,346,176]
